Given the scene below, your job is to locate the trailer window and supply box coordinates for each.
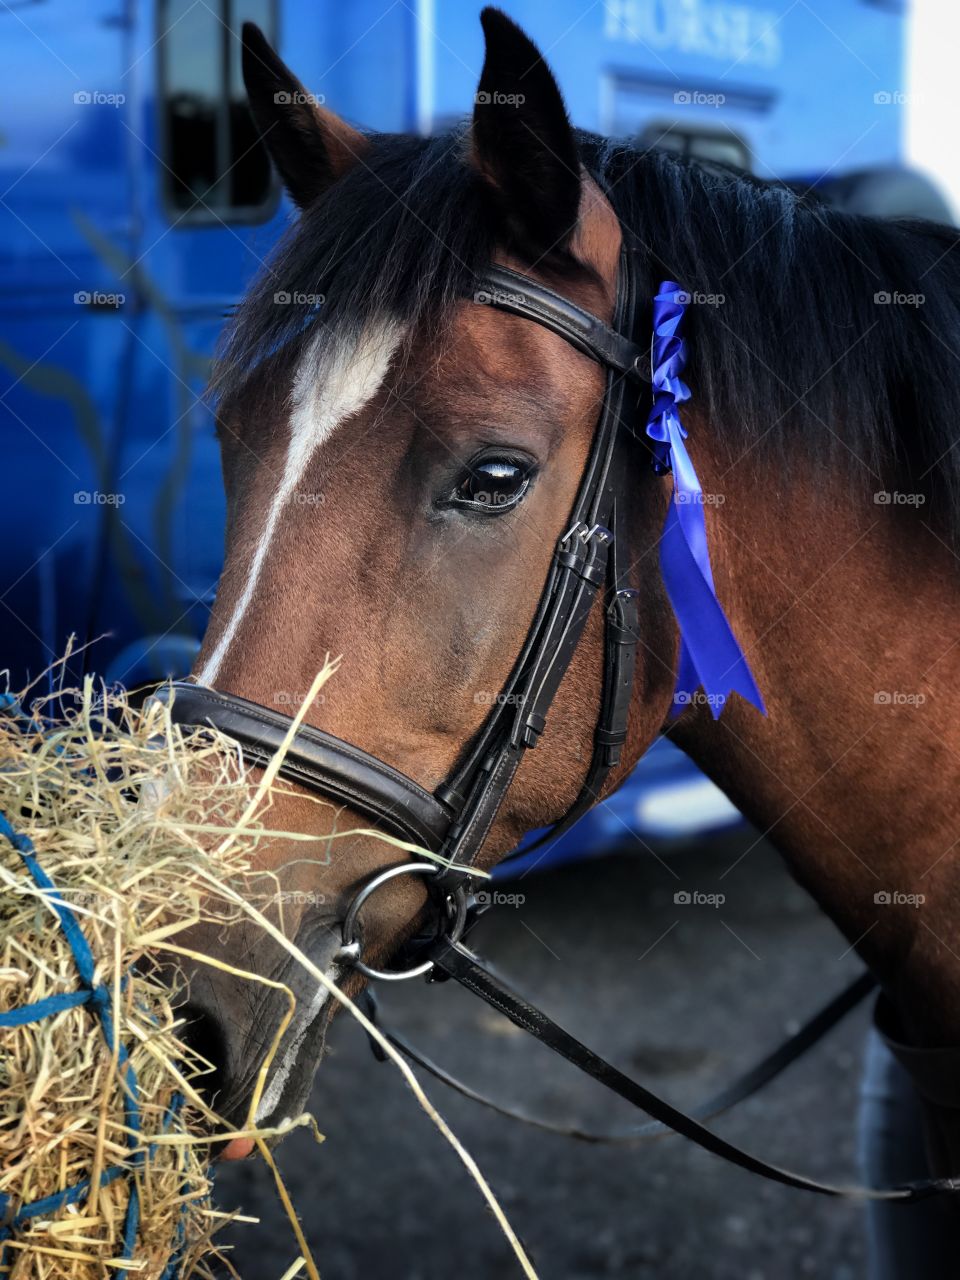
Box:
[159,0,277,222]
[639,123,751,173]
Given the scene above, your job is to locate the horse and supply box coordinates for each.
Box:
[171,6,960,1211]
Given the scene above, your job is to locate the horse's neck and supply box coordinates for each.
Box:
[667,454,960,1050]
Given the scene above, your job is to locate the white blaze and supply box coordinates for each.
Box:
[198,318,404,685]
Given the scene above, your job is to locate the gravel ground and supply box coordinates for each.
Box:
[212,834,875,1279]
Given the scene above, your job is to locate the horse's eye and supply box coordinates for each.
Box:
[452,457,532,513]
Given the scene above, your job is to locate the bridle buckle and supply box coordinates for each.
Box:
[558,522,613,587]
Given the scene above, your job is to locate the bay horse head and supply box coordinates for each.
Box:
[171,7,683,1140]
[170,8,960,1177]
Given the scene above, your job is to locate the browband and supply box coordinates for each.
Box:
[476,264,650,384]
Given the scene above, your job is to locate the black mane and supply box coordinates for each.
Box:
[213,129,494,413]
[216,127,960,540]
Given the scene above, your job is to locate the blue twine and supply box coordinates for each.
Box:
[0,693,44,737]
[0,807,189,1278]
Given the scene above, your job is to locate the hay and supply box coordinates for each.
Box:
[0,671,303,1278]
[0,661,536,1280]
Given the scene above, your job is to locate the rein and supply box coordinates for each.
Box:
[343,862,959,1203]
[359,969,877,1144]
[156,235,960,1202]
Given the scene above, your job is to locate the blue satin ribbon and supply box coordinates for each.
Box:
[645,283,765,720]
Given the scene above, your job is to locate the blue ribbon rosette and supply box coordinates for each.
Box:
[645,282,765,720]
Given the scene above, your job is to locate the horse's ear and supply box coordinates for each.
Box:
[241,22,368,209]
[470,8,581,254]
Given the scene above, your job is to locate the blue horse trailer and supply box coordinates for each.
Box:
[0,0,926,851]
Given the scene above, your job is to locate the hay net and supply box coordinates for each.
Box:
[0,679,267,1279]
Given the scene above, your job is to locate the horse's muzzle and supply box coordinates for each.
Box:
[174,915,345,1148]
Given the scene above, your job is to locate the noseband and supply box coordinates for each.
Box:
[158,236,648,905]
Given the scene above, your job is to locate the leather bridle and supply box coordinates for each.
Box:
[156,235,960,1203]
[158,238,649,905]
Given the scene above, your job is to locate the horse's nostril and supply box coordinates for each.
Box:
[178,1001,230,1109]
